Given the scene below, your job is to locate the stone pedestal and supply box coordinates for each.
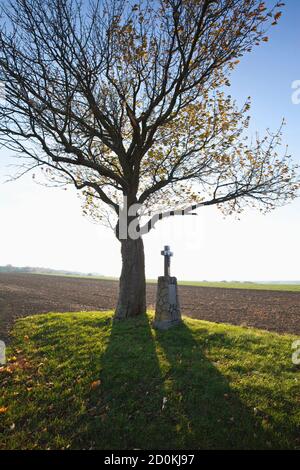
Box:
[153,276,181,330]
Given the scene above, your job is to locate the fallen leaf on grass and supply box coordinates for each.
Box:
[0,406,8,414]
[3,358,31,373]
[90,380,101,389]
[0,366,13,375]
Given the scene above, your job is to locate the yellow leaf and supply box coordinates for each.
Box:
[274,12,282,21]
[91,380,101,389]
[0,407,8,414]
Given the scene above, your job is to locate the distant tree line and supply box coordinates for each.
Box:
[0,265,101,276]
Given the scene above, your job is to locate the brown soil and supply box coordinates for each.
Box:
[0,273,299,341]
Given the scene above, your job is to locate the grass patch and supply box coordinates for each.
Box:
[176,281,300,292]
[0,311,299,450]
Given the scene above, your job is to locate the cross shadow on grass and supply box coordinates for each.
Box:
[154,320,278,449]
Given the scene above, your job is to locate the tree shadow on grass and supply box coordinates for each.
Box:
[154,321,279,449]
[77,313,169,450]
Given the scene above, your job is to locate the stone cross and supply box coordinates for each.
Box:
[154,245,181,329]
[161,245,173,277]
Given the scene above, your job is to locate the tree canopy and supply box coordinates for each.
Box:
[0,0,298,235]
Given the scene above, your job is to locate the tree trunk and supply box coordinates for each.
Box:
[114,237,146,319]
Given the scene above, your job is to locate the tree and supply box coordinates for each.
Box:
[0,0,298,319]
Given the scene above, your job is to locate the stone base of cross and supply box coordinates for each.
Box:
[153,246,181,330]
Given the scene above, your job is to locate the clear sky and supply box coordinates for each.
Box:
[0,0,300,281]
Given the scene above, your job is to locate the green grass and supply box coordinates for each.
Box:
[175,281,300,292]
[28,272,300,292]
[1,311,299,450]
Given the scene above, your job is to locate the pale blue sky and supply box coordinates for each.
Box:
[0,0,299,281]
